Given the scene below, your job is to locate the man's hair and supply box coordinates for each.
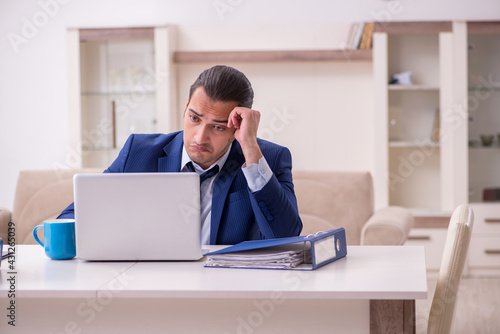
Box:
[188,65,254,108]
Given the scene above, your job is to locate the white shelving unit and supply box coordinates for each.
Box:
[373,21,469,274]
[67,26,176,169]
[373,23,467,213]
[466,22,500,276]
[375,21,500,276]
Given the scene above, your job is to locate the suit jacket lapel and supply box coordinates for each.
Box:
[158,132,184,172]
[210,141,245,244]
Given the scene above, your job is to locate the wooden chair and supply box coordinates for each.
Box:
[428,204,474,334]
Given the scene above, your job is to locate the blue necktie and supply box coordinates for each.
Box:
[186,162,220,186]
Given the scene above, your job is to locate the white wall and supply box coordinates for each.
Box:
[173,23,374,174]
[1,0,500,210]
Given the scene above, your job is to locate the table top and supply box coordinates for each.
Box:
[1,245,427,300]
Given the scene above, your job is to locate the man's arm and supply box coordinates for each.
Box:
[228,107,263,165]
[228,107,302,238]
[246,145,303,239]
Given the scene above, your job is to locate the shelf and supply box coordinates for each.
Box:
[468,21,500,34]
[388,84,439,91]
[173,49,372,63]
[79,27,154,41]
[413,215,451,228]
[469,145,500,149]
[374,21,452,34]
[81,91,155,96]
[409,208,452,228]
[469,201,500,205]
[468,86,500,92]
[409,208,452,217]
[389,141,440,148]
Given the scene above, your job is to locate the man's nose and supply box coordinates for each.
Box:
[194,125,209,144]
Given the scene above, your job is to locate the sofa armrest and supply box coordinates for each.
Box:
[0,207,12,243]
[361,206,414,245]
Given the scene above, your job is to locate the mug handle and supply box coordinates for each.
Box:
[33,225,44,247]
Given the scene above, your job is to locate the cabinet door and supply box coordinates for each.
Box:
[467,33,500,203]
[67,27,174,169]
[470,203,500,234]
[406,228,448,271]
[80,37,156,168]
[469,236,500,269]
[468,203,500,275]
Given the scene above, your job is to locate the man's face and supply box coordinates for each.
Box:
[183,87,238,170]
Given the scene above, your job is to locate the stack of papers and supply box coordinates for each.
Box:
[205,244,310,269]
[204,228,347,271]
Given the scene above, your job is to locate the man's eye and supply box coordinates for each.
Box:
[190,114,199,122]
[213,125,225,132]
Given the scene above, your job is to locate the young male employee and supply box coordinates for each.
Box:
[59,65,302,245]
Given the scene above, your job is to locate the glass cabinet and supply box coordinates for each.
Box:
[80,35,156,167]
[67,27,175,169]
[467,31,500,203]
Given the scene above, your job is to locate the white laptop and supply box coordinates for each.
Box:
[74,172,202,261]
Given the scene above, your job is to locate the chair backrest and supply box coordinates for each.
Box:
[428,204,474,334]
[12,169,102,244]
[292,171,374,245]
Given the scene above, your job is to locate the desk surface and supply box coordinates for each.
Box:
[1,245,427,301]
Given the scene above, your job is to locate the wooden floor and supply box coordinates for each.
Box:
[416,276,500,333]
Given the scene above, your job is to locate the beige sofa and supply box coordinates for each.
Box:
[0,169,102,244]
[293,171,413,245]
[0,169,413,246]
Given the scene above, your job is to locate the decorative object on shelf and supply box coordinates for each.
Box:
[483,188,500,202]
[468,139,483,147]
[359,22,375,49]
[389,71,413,85]
[347,22,365,50]
[345,22,374,50]
[431,108,440,142]
[111,100,117,149]
[480,134,494,147]
[345,22,360,49]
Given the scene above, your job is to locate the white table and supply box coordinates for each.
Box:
[0,245,427,334]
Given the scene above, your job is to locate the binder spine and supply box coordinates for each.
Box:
[311,229,347,268]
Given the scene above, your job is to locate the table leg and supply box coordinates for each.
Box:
[370,299,415,334]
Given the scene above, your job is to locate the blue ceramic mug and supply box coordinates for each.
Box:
[33,219,76,260]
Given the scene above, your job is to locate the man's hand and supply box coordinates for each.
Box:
[228,107,263,166]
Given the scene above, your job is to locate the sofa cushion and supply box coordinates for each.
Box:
[361,206,414,245]
[12,169,102,244]
[293,171,374,245]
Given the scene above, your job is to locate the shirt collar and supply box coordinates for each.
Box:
[181,142,233,174]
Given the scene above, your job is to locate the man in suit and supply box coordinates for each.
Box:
[59,65,302,245]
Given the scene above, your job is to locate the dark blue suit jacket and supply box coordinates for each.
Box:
[59,131,302,244]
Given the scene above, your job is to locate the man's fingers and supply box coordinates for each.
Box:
[228,107,260,131]
[228,109,243,128]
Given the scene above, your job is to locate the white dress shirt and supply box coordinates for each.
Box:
[181,143,273,245]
